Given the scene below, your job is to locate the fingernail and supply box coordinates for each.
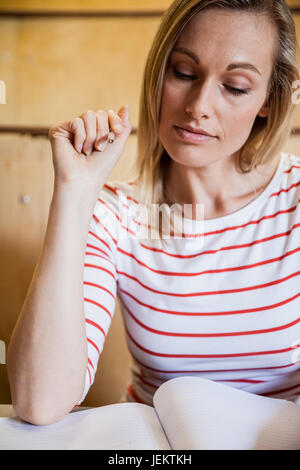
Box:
[96,142,106,151]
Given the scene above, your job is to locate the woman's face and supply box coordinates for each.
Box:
[158,8,277,169]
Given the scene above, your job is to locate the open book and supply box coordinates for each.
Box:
[1,376,300,450]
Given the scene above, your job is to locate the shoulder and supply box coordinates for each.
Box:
[92,179,140,231]
[280,152,300,178]
[279,152,300,191]
[95,180,139,211]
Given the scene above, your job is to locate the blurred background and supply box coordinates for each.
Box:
[0,0,300,408]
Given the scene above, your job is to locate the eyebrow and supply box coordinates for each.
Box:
[172,46,262,76]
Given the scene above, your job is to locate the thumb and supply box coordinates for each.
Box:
[118,105,131,130]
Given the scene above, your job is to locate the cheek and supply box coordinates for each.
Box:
[161,81,182,111]
[224,106,258,135]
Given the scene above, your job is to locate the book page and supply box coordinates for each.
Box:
[0,403,171,450]
[153,376,300,450]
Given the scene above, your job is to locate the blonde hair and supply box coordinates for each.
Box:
[133,0,300,243]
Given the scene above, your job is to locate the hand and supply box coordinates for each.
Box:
[48,106,132,186]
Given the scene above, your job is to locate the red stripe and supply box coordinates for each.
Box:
[103,183,119,195]
[97,182,300,246]
[125,324,300,359]
[117,243,300,276]
[98,185,299,242]
[136,202,300,253]
[88,357,94,370]
[117,268,300,298]
[271,180,300,197]
[87,337,100,354]
[97,198,136,237]
[92,213,117,246]
[126,383,144,403]
[99,164,299,246]
[84,298,112,318]
[261,382,300,396]
[131,370,159,390]
[88,228,112,253]
[119,295,300,336]
[119,286,300,316]
[84,263,116,280]
[102,183,140,205]
[85,318,106,336]
[220,378,265,384]
[134,203,299,241]
[284,165,300,174]
[84,281,116,300]
[86,242,111,258]
[131,369,264,387]
[130,351,300,374]
[85,251,116,268]
[140,199,300,248]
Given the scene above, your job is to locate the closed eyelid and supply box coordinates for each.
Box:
[170,54,256,85]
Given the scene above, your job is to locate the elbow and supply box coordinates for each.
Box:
[12,401,72,426]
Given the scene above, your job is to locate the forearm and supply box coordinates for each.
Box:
[7,181,102,424]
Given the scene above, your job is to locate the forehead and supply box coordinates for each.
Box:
[174,8,277,75]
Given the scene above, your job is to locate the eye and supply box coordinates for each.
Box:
[172,68,251,96]
[172,68,196,80]
[226,86,251,96]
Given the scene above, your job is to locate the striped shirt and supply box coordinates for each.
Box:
[77,151,300,407]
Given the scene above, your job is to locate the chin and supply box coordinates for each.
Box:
[165,148,209,167]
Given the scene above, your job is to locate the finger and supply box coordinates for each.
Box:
[69,117,86,154]
[80,110,97,155]
[95,110,110,152]
[107,109,124,135]
[118,105,131,131]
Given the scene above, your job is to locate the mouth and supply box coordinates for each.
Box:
[174,126,217,144]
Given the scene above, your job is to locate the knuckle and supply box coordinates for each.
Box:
[80,110,95,122]
[73,116,82,127]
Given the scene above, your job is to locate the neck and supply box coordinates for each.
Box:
[163,153,279,220]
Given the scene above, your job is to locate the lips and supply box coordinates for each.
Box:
[178,125,216,137]
[174,125,216,144]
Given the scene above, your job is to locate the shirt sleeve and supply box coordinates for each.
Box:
[74,183,121,407]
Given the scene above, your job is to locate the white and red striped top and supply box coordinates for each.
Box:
[77,151,300,407]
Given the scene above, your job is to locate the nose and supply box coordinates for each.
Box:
[185,78,215,119]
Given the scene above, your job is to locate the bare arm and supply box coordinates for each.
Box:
[7,182,101,425]
[7,106,131,425]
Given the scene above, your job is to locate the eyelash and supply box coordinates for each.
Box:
[172,68,250,96]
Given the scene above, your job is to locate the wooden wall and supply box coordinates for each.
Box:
[0,0,299,407]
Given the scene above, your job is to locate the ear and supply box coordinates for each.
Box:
[258,103,269,118]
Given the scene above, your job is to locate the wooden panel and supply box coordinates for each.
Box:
[0,132,137,405]
[0,0,297,13]
[0,0,172,12]
[0,17,161,127]
[288,0,300,7]
[0,13,299,128]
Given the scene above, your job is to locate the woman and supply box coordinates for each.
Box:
[7,0,300,425]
